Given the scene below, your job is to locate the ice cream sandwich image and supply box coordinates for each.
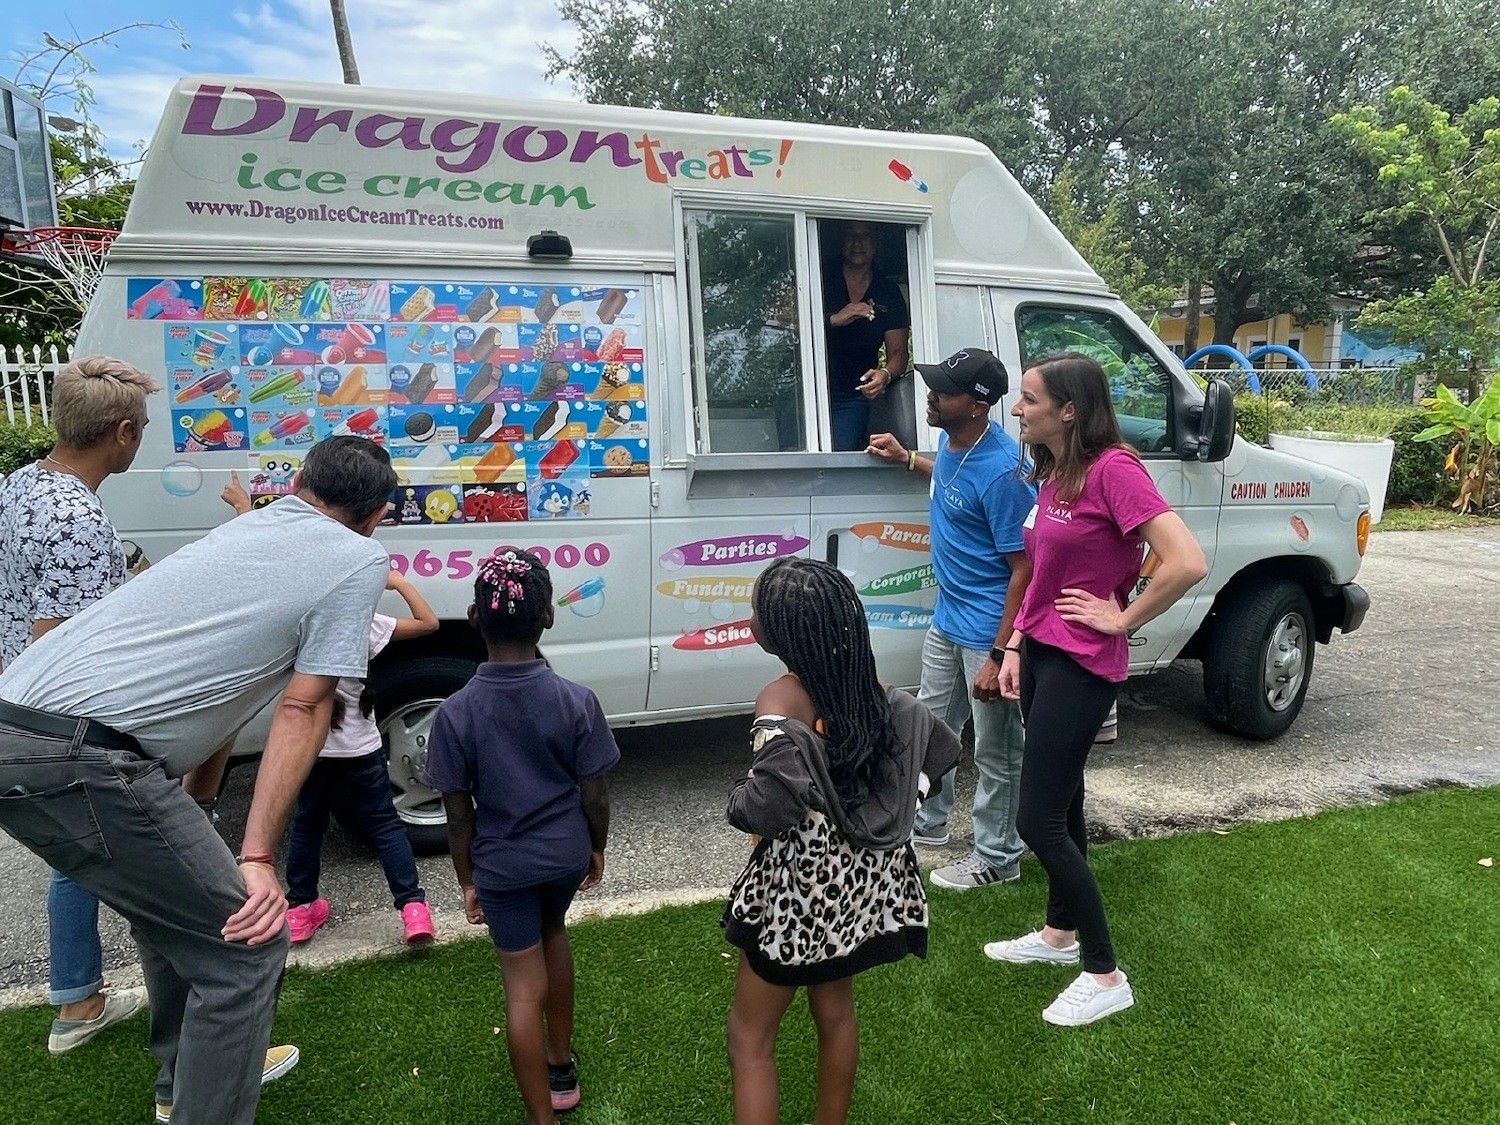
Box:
[596,289,628,324]
[466,287,499,322]
[464,363,502,402]
[528,361,569,400]
[403,411,437,443]
[400,286,436,321]
[532,400,569,441]
[535,287,560,324]
[406,363,438,404]
[469,327,500,364]
[464,403,509,443]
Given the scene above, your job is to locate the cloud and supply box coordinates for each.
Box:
[50,0,588,167]
[88,70,185,153]
[218,0,580,101]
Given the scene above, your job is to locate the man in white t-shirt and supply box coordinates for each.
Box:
[0,435,395,1125]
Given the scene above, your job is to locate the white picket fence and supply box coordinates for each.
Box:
[1,344,68,427]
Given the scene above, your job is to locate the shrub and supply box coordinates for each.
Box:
[1235,394,1271,444]
[0,423,56,477]
[1387,413,1458,506]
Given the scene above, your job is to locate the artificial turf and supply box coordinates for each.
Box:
[8,785,1497,1124]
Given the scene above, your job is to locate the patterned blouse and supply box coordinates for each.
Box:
[0,462,124,667]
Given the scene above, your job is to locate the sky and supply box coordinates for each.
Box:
[3,0,581,160]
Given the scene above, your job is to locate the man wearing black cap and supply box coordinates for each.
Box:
[868,348,1037,889]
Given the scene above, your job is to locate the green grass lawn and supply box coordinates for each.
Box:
[10,787,1498,1124]
[1374,506,1498,532]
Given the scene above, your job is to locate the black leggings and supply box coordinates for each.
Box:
[1017,638,1120,973]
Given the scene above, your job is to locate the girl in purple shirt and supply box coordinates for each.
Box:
[427,548,618,1125]
[988,352,1207,1027]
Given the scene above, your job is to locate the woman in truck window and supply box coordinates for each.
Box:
[990,352,1207,1027]
[823,220,910,451]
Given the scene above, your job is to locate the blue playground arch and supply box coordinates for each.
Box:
[1183,344,1258,391]
[1246,344,1318,391]
[1183,343,1319,394]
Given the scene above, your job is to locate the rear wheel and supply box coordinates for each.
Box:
[371,656,478,854]
[1203,578,1316,740]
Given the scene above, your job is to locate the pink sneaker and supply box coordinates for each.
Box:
[285,899,329,944]
[401,901,435,945]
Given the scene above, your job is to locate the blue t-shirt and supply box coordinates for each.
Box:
[928,421,1037,649]
[425,660,621,891]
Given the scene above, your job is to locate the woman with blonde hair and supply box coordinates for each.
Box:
[0,355,159,1053]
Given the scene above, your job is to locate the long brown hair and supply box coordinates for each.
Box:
[1023,352,1137,501]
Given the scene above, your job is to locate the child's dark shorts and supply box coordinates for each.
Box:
[475,870,587,952]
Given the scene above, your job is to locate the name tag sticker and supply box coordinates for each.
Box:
[1023,504,1038,529]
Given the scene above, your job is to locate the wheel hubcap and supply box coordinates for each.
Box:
[1263,613,1307,712]
[381,698,447,827]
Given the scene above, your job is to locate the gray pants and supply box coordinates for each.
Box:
[0,719,287,1125]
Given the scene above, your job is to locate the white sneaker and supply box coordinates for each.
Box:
[47,986,149,1055]
[983,929,1081,965]
[1042,971,1135,1026]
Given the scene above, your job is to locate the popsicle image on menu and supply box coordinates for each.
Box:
[253,410,313,446]
[175,368,233,404]
[538,440,580,479]
[332,407,382,438]
[249,369,305,403]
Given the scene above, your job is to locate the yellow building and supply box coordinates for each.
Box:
[1154,298,1364,367]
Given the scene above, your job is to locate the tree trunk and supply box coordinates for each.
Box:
[1183,280,1201,356]
[330,0,361,84]
[1212,274,1256,347]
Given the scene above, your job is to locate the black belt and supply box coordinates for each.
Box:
[0,700,142,754]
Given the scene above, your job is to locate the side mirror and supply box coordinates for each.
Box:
[1180,377,1236,463]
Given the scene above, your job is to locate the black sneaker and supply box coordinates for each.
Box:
[548,1049,580,1112]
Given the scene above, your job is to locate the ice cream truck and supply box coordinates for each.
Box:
[61,77,1367,849]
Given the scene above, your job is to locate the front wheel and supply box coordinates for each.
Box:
[371,656,478,854]
[1203,578,1316,740]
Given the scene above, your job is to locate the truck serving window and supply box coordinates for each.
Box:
[684,210,807,453]
[683,208,917,455]
[1016,305,1173,455]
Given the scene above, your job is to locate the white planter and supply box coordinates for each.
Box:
[1269,430,1395,523]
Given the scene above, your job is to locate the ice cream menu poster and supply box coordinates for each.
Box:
[136,277,648,522]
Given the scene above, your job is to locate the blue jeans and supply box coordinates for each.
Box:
[913,627,1025,870]
[286,750,424,909]
[830,395,870,451]
[48,870,104,1005]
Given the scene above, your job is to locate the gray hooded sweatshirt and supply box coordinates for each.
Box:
[727,687,961,850]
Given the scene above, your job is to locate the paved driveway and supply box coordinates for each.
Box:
[2,527,1496,1003]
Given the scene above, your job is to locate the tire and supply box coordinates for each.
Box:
[1203,578,1316,740]
[370,656,479,854]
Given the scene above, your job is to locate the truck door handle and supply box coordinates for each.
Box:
[826,531,839,567]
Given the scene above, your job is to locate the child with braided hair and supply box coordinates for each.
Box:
[425,548,618,1125]
[723,557,960,1125]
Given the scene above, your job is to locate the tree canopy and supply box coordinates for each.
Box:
[549,0,1500,343]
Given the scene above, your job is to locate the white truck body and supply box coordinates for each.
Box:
[76,78,1369,844]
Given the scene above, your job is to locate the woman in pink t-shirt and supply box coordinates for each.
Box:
[987,352,1207,1027]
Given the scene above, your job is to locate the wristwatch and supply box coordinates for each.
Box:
[990,646,1007,664]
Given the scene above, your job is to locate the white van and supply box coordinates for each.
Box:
[79,78,1367,849]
